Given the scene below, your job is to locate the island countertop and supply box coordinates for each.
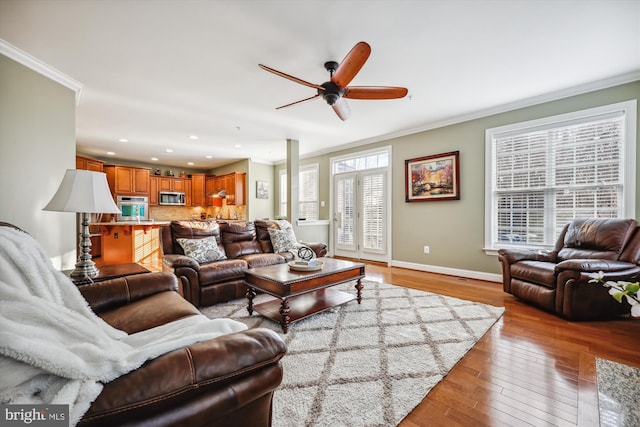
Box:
[91,221,171,226]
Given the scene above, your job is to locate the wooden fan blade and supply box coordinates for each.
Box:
[331,98,351,121]
[259,64,325,90]
[276,94,320,110]
[344,86,408,100]
[331,41,371,88]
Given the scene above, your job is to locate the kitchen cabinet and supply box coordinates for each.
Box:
[149,176,158,206]
[104,165,150,196]
[76,155,104,172]
[159,176,186,192]
[184,179,192,206]
[206,172,245,205]
[190,173,206,206]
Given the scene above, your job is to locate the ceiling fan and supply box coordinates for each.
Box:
[259,41,408,121]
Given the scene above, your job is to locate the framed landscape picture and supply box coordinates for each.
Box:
[256,181,269,199]
[405,151,460,202]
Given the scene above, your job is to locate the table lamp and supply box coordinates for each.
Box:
[44,169,120,279]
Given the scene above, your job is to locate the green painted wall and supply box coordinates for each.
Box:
[279,81,639,275]
[0,54,77,269]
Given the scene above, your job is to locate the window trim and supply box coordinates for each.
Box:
[279,163,320,220]
[484,99,637,255]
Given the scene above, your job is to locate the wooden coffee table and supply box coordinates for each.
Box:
[245,258,365,333]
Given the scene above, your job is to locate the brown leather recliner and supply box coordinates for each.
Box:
[161,220,328,307]
[498,218,640,320]
[76,272,286,427]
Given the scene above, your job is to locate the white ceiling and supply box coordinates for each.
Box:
[1,0,639,169]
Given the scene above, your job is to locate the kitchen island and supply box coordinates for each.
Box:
[92,221,170,267]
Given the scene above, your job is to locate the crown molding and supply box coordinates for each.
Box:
[0,39,83,104]
[282,71,640,163]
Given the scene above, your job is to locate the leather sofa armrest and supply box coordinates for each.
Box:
[301,241,328,258]
[555,259,637,273]
[162,253,200,270]
[498,248,555,264]
[81,328,287,426]
[79,272,179,313]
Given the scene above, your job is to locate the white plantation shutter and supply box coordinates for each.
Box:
[335,173,356,249]
[361,171,385,252]
[487,101,635,250]
[279,164,319,220]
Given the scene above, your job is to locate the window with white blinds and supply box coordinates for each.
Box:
[485,100,636,251]
[279,164,319,220]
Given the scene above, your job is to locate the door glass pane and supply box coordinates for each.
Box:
[362,172,385,252]
[336,175,355,249]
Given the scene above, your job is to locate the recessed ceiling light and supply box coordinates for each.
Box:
[187,162,194,166]
[205,155,213,159]
[189,135,198,140]
[234,144,241,148]
[151,157,159,161]
[107,151,115,155]
[118,138,128,143]
[165,148,174,153]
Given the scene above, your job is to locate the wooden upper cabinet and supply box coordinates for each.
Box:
[76,155,104,172]
[149,176,158,206]
[207,172,246,205]
[159,177,185,192]
[191,173,206,206]
[104,165,150,196]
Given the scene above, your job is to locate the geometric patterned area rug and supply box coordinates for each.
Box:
[201,280,505,426]
[596,358,640,427]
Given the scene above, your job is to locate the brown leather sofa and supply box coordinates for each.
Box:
[498,218,640,320]
[161,219,328,307]
[77,271,286,427]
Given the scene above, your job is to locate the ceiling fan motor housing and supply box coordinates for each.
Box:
[320,81,344,105]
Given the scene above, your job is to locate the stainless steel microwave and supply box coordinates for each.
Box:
[159,191,186,206]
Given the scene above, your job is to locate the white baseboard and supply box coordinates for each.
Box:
[391,260,502,283]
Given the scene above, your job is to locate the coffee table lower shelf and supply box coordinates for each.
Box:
[252,288,355,332]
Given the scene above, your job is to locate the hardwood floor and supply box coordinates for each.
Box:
[362,263,640,427]
[112,256,639,425]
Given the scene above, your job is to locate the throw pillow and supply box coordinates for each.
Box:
[177,236,227,264]
[268,227,299,253]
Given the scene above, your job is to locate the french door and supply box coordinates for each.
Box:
[333,168,388,262]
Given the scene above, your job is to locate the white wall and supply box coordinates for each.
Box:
[0,54,77,269]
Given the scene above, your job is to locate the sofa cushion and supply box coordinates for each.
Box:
[198,258,248,284]
[170,220,222,255]
[220,221,262,258]
[268,227,299,252]
[240,253,287,269]
[510,260,557,289]
[557,218,637,261]
[178,236,227,263]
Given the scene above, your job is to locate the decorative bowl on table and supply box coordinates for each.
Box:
[288,260,324,272]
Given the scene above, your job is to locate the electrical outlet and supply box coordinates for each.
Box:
[423,245,430,254]
[114,232,119,239]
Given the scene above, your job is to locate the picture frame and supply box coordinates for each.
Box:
[405,150,460,202]
[256,180,269,199]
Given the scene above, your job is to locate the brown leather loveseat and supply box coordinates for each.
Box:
[77,272,286,426]
[161,219,328,307]
[498,218,640,320]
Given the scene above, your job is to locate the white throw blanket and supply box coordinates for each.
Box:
[0,226,247,426]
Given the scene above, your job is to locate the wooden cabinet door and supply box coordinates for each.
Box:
[133,168,149,194]
[173,178,184,192]
[159,178,172,191]
[149,176,158,206]
[114,167,134,193]
[184,180,192,206]
[191,173,205,206]
[76,155,104,172]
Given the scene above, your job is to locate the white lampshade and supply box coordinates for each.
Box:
[44,169,120,214]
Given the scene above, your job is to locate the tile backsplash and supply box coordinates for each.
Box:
[149,203,245,221]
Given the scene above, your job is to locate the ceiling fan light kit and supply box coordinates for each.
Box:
[259,41,408,121]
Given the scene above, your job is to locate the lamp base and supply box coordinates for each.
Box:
[69,260,99,279]
[72,212,99,280]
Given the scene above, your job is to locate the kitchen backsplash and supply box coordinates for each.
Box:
[149,203,245,221]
